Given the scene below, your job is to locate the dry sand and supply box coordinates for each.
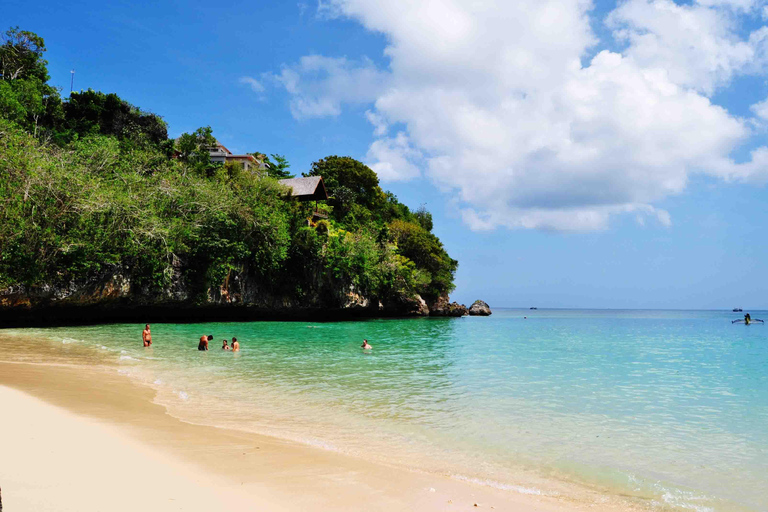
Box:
[0,360,636,512]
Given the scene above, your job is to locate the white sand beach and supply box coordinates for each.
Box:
[0,359,637,512]
[0,385,266,511]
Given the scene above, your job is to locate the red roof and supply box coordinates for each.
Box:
[227,155,258,162]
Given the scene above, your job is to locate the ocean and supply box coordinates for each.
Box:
[5,309,767,511]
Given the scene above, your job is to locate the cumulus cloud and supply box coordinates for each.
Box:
[264,0,768,231]
[751,96,768,119]
[263,55,388,119]
[366,132,422,181]
[607,0,767,94]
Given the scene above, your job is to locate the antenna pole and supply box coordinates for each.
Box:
[70,69,75,93]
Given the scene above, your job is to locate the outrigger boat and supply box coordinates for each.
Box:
[732,313,764,325]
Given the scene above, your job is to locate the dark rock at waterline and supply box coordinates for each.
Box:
[0,264,461,326]
[428,294,469,317]
[468,300,492,316]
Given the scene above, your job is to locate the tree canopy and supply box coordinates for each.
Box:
[0,27,49,82]
[61,89,168,146]
[261,153,294,179]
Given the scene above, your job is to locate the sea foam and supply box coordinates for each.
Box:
[451,475,543,496]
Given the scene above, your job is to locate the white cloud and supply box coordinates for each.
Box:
[239,76,265,93]
[266,0,768,231]
[263,55,388,119]
[698,0,761,11]
[607,0,766,95]
[364,110,388,136]
[366,132,422,181]
[751,97,768,119]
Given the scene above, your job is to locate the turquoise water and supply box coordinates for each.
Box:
[7,309,768,511]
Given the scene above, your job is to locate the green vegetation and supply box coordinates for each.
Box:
[260,153,294,179]
[0,27,456,307]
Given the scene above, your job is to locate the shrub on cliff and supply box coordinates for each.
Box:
[305,155,457,300]
[0,118,291,295]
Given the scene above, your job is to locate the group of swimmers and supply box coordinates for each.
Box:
[143,325,240,351]
[198,334,239,351]
[145,324,368,352]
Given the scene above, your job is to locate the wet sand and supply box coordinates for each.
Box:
[0,355,639,511]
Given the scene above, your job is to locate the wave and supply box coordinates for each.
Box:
[451,475,544,496]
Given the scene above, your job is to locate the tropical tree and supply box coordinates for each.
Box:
[0,27,49,82]
[61,89,167,146]
[175,126,217,175]
[264,153,293,179]
[306,156,385,218]
[0,27,62,137]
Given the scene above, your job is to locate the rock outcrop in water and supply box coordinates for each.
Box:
[0,264,458,326]
[468,300,492,316]
[427,294,469,317]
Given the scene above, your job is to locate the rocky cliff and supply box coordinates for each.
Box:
[0,264,454,326]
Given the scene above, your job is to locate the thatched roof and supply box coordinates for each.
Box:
[278,176,328,202]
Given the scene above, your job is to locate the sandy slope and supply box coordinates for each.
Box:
[0,385,267,511]
[0,357,637,512]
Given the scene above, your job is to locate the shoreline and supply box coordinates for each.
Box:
[0,305,449,328]
[0,359,637,512]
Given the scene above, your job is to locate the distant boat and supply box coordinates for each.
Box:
[530,307,537,310]
[733,308,743,312]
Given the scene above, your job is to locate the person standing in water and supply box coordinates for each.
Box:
[232,337,240,352]
[198,335,209,351]
[142,324,152,347]
[222,339,230,350]
[361,339,372,350]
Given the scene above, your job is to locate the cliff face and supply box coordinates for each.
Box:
[0,264,440,326]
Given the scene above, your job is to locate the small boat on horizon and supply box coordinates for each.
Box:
[530,307,537,310]
[733,308,743,312]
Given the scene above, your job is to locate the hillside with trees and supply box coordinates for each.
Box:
[0,27,461,324]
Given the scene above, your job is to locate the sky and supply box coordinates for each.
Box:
[4,0,768,309]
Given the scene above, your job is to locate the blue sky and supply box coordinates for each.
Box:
[6,0,768,309]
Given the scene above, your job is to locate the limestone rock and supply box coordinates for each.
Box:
[409,294,430,316]
[468,300,492,316]
[381,294,430,316]
[428,294,469,317]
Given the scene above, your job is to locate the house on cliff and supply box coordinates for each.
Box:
[279,176,329,224]
[278,176,328,202]
[207,142,267,172]
[172,138,267,172]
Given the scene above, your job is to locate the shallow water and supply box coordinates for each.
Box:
[6,309,768,511]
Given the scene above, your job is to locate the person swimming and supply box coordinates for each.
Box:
[198,335,209,351]
[232,337,240,352]
[222,339,230,350]
[361,339,372,350]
